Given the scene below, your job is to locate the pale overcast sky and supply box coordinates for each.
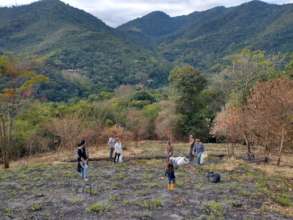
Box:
[0,0,293,27]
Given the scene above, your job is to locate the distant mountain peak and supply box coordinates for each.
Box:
[36,0,64,5]
[39,0,63,3]
[242,0,270,7]
[144,11,170,18]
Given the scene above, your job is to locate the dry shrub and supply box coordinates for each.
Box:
[155,101,179,141]
[45,116,84,150]
[212,77,293,165]
[102,125,133,143]
[126,110,150,141]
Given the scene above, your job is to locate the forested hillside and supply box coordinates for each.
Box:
[0,0,169,101]
[119,0,293,71]
[0,0,293,101]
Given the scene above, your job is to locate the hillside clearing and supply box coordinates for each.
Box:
[0,142,292,219]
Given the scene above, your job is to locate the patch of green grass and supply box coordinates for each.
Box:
[113,172,125,181]
[238,189,252,197]
[63,172,75,178]
[123,198,163,210]
[205,201,224,219]
[9,190,17,198]
[143,173,153,181]
[273,194,292,207]
[141,199,163,210]
[136,199,163,210]
[176,180,184,188]
[256,177,270,195]
[112,183,124,190]
[4,208,13,217]
[68,196,83,205]
[148,182,160,189]
[85,187,99,196]
[109,194,120,202]
[86,202,111,214]
[31,203,42,212]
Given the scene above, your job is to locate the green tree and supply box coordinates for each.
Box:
[213,49,277,106]
[169,65,208,138]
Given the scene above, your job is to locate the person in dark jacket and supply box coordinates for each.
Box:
[165,160,176,191]
[77,140,89,181]
[194,139,205,165]
[188,135,195,162]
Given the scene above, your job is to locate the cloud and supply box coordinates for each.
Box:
[1,0,293,27]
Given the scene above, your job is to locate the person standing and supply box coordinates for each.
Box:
[113,137,123,163]
[77,140,89,181]
[108,136,116,160]
[165,140,174,160]
[165,160,176,191]
[194,139,205,165]
[188,135,195,162]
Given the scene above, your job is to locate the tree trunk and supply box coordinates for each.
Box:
[3,151,9,169]
[277,128,285,166]
[231,143,235,159]
[264,145,270,164]
[243,134,254,160]
[227,143,235,159]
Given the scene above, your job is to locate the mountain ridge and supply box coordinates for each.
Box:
[0,0,292,101]
[0,0,169,101]
[118,0,293,69]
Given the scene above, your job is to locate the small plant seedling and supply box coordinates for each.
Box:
[31,203,42,212]
[4,208,13,217]
[86,202,110,214]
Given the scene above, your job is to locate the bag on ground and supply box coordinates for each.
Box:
[200,152,208,164]
[170,156,189,168]
[119,153,123,163]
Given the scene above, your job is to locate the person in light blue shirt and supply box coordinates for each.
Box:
[194,139,205,165]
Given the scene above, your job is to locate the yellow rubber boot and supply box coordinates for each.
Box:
[173,183,176,190]
[167,184,171,191]
[170,183,174,191]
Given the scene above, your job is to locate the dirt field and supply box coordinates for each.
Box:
[0,142,292,219]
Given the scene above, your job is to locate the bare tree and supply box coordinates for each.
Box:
[246,78,293,165]
[0,55,47,168]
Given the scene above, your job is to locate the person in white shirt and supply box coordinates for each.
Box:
[108,137,116,160]
[113,137,123,163]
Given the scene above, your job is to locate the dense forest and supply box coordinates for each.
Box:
[0,0,292,168]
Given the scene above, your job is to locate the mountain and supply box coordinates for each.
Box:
[118,0,293,70]
[0,0,169,101]
[1,0,293,101]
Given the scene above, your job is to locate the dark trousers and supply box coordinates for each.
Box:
[168,177,176,184]
[114,153,121,163]
[109,147,114,160]
[189,153,194,162]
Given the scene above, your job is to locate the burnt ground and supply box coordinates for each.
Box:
[0,154,292,220]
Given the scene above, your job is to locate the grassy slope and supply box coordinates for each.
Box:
[0,142,292,219]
